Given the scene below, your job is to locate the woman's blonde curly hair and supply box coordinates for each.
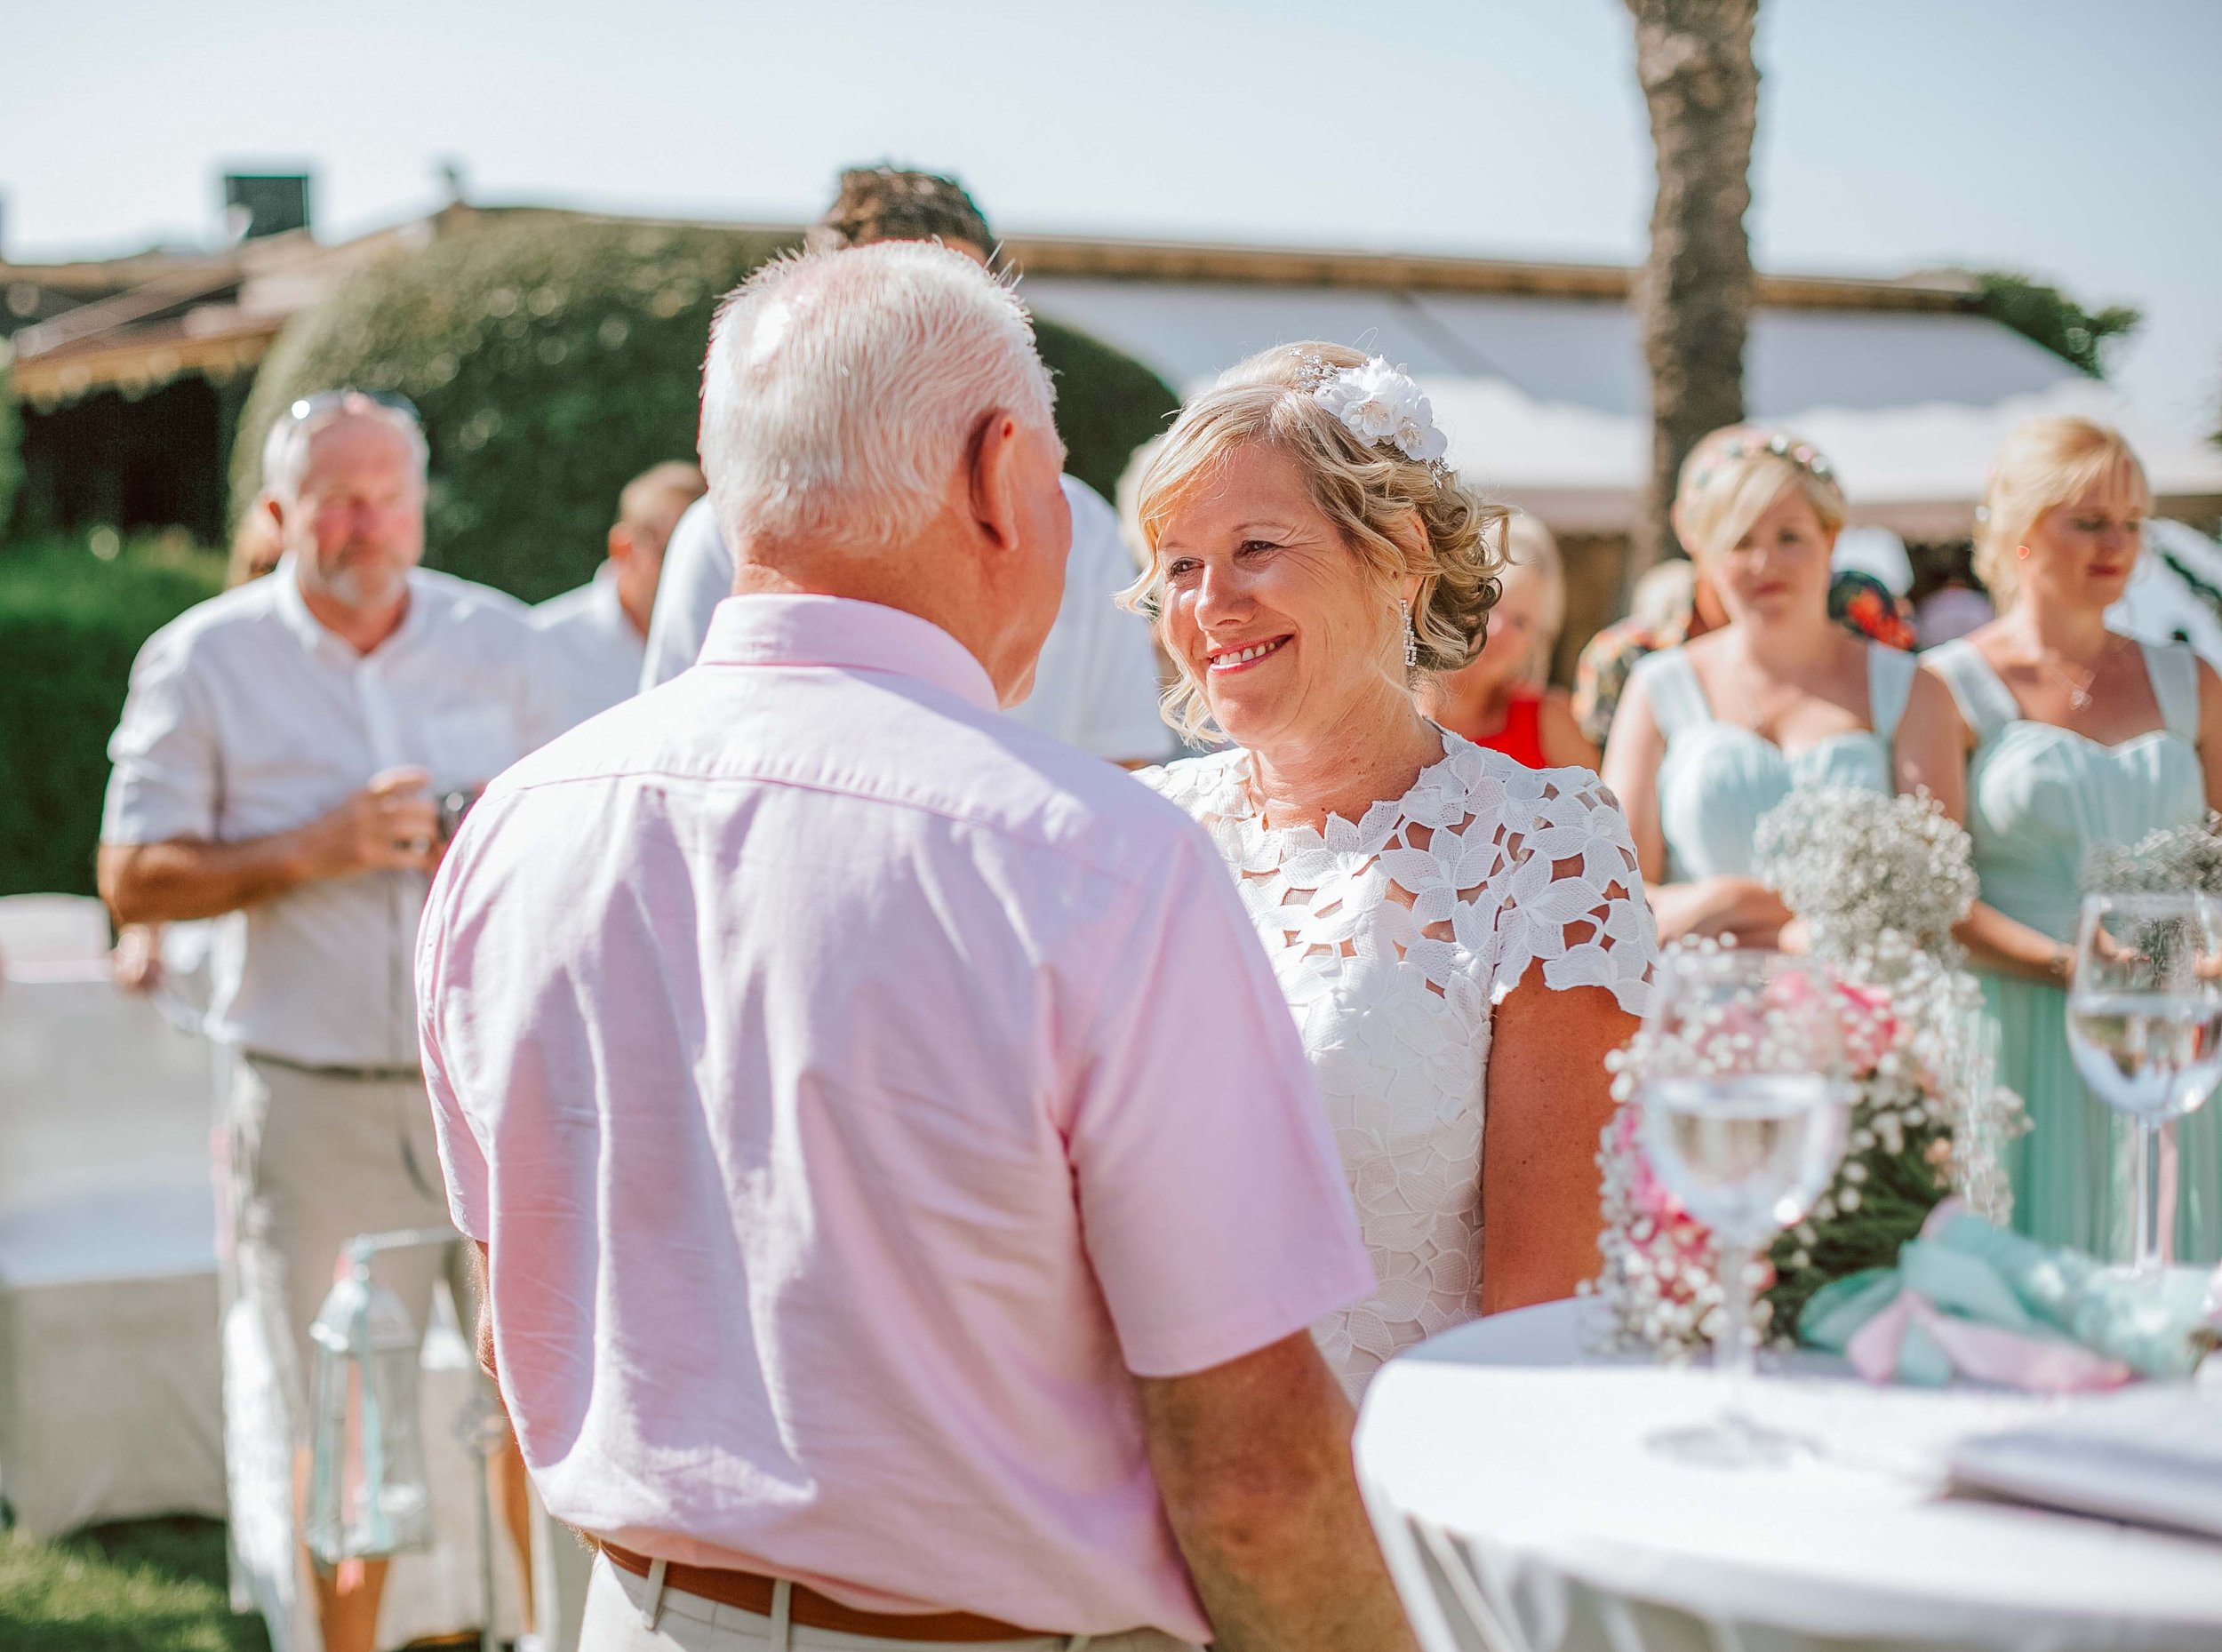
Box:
[1121,342,1507,744]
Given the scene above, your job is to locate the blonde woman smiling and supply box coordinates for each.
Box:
[1130,344,1657,1396]
[1601,427,1960,947]
[1926,417,2222,1261]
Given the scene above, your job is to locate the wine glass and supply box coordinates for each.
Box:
[1637,947,1854,1467]
[2066,891,2222,1275]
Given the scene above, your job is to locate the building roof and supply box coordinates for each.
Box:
[8,206,2214,535]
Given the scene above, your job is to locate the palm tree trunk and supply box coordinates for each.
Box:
[1625,0,1760,577]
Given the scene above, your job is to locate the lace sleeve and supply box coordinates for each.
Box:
[1487,767,1656,1017]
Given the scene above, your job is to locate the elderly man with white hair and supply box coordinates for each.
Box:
[100,391,559,1652]
[639,166,1171,768]
[417,243,1413,1652]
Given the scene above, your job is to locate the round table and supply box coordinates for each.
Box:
[1355,1300,2222,1652]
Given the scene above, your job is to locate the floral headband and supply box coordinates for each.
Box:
[1685,429,1837,496]
[1299,355,1450,467]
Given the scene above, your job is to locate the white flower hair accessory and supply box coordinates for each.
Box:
[1311,356,1449,465]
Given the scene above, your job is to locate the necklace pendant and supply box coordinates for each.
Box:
[2070,687,2093,711]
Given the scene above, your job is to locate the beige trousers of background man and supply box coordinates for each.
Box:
[583,1556,1203,1652]
[228,1053,523,1649]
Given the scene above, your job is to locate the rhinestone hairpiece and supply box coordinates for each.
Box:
[1687,430,1837,496]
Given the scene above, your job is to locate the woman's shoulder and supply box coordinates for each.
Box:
[1435,730,1622,822]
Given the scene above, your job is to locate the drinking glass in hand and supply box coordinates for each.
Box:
[1638,948,1853,1467]
[2066,891,2222,1275]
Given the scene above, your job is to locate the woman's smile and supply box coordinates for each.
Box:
[1205,634,1294,673]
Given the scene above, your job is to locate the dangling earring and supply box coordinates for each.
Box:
[2016,545,2032,561]
[1400,598,1419,669]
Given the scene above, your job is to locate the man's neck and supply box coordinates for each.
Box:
[615,571,654,641]
[297,571,410,656]
[731,546,1013,700]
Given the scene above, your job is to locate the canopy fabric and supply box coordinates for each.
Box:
[1022,276,2222,538]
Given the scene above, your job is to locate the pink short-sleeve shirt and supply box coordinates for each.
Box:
[417,595,1372,1640]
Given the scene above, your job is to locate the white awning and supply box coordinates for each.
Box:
[1022,276,2222,539]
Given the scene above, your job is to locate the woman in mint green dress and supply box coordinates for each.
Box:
[1925,417,2222,1264]
[1603,427,1960,946]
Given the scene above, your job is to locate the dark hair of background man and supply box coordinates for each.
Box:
[805,167,996,262]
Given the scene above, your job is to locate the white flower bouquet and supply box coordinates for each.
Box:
[1586,788,2025,1356]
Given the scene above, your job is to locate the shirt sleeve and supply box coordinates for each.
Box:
[1063,825,1375,1377]
[1056,482,1174,764]
[415,856,492,1241]
[638,498,733,691]
[101,626,220,845]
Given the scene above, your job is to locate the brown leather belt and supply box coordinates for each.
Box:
[597,1539,1051,1642]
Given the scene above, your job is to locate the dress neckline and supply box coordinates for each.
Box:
[1215,726,1491,852]
[1938,634,2192,752]
[1656,642,1909,763]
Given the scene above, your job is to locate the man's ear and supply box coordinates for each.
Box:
[966,411,1026,555]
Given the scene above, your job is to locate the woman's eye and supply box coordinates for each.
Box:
[1164,558,1200,581]
[1237,539,1279,558]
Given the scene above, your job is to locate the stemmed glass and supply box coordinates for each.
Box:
[2065,892,2222,1275]
[1637,948,1854,1467]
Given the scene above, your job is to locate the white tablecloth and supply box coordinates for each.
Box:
[1355,1301,2222,1652]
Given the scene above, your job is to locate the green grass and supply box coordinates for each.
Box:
[0,1517,270,1652]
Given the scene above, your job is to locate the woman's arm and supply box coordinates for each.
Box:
[1898,667,1967,821]
[1599,670,1667,882]
[1956,903,2071,984]
[1913,660,2066,981]
[1481,976,1637,1313]
[1598,670,1789,946]
[2197,658,2222,812]
[1539,690,1602,771]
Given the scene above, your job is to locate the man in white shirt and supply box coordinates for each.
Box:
[638,167,1171,767]
[535,459,705,727]
[99,392,557,1652]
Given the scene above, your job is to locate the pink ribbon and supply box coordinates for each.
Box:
[1845,1290,2135,1393]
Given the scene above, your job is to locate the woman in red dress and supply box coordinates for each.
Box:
[1424,513,1601,770]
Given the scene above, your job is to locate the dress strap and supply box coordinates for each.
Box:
[1631,648,1711,742]
[2142,639,2201,743]
[1926,638,2018,744]
[1866,643,1917,744]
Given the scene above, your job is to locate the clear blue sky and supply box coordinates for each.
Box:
[9,0,2218,434]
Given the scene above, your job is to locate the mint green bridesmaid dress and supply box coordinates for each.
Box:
[1633,641,1917,882]
[1929,636,2216,1265]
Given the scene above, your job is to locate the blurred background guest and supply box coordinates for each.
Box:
[535,459,704,727]
[111,481,287,997]
[1573,535,1919,754]
[97,391,556,1652]
[1571,556,1722,752]
[1422,513,1598,769]
[1925,417,2222,1263]
[641,165,1171,767]
[1912,541,1997,649]
[1601,427,1959,947]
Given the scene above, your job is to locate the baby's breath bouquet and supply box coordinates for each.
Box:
[1587,788,2024,1357]
[2082,813,2222,898]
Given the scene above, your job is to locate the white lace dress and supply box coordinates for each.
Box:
[1140,731,1656,1395]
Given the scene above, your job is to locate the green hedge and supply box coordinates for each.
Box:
[240,214,1179,603]
[0,537,226,898]
[0,347,21,533]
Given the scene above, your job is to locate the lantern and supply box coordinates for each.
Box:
[304,1236,433,1565]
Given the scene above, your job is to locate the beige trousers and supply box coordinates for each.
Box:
[229,1053,475,1439]
[581,1555,1201,1652]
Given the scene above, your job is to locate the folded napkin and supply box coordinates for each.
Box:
[1948,1385,2222,1540]
[1801,1201,2217,1391]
